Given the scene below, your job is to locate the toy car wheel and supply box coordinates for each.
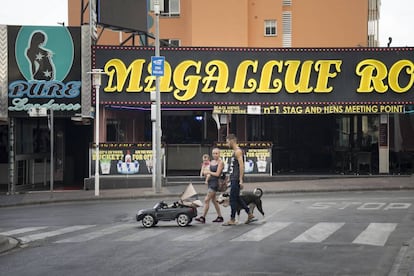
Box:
[142,214,156,228]
[177,213,190,227]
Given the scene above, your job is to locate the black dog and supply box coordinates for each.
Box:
[217,188,264,221]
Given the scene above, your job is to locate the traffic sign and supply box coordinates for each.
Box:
[151,56,165,76]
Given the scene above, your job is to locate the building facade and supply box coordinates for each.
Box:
[68,0,380,48]
[4,0,411,193]
[65,0,414,180]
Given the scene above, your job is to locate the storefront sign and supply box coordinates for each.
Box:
[213,103,406,115]
[90,143,155,175]
[93,46,414,107]
[215,142,272,175]
[8,26,81,117]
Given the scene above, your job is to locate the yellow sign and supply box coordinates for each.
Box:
[102,58,414,101]
[212,104,405,114]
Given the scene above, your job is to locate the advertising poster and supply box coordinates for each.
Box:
[215,142,272,175]
[90,143,156,176]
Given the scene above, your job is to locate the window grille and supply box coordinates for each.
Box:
[282,0,292,6]
[282,11,292,47]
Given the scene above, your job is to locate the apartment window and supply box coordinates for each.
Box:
[161,0,180,17]
[264,20,277,36]
[161,39,180,47]
[168,39,180,47]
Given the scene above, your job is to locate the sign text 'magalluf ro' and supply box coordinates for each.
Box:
[93,46,414,105]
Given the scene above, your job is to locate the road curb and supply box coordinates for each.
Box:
[0,235,19,254]
[389,237,414,276]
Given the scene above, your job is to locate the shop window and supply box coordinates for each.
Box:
[16,119,49,154]
[336,117,350,148]
[264,20,277,36]
[335,115,378,150]
[106,119,126,142]
[0,125,8,163]
[162,112,204,144]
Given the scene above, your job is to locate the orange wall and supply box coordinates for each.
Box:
[68,0,369,47]
[68,0,84,26]
[292,0,368,47]
[159,0,193,46]
[247,0,282,47]
[160,0,250,47]
[191,0,248,47]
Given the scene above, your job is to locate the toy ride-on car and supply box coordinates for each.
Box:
[136,183,202,228]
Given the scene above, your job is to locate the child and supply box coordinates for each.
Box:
[200,154,211,184]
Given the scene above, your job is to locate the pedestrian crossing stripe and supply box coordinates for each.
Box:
[0,226,49,236]
[352,223,398,246]
[2,222,398,246]
[19,225,95,244]
[116,228,169,242]
[291,222,345,243]
[173,225,228,242]
[231,222,291,242]
[55,223,136,243]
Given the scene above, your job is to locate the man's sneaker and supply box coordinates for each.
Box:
[212,216,224,223]
[195,216,206,223]
[222,219,236,226]
[245,213,255,224]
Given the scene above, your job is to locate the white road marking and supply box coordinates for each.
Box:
[117,229,168,242]
[308,202,412,211]
[291,222,345,243]
[55,223,136,243]
[0,226,49,236]
[230,222,291,242]
[352,223,397,246]
[357,203,386,210]
[173,225,228,241]
[19,225,95,244]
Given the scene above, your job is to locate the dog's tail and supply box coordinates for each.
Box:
[253,188,263,198]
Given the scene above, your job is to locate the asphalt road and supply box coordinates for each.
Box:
[0,190,414,276]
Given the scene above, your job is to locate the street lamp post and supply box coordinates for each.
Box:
[49,109,54,195]
[153,1,162,193]
[89,68,104,196]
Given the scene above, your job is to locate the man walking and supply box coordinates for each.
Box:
[223,134,254,226]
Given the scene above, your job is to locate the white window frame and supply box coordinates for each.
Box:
[168,39,180,47]
[264,20,277,37]
[161,0,180,17]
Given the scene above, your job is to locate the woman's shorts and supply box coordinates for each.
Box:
[208,187,218,193]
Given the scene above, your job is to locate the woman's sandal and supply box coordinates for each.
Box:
[212,216,224,223]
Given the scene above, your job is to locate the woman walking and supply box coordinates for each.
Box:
[195,148,224,223]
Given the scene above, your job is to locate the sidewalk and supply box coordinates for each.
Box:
[1,175,414,275]
[1,175,414,208]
